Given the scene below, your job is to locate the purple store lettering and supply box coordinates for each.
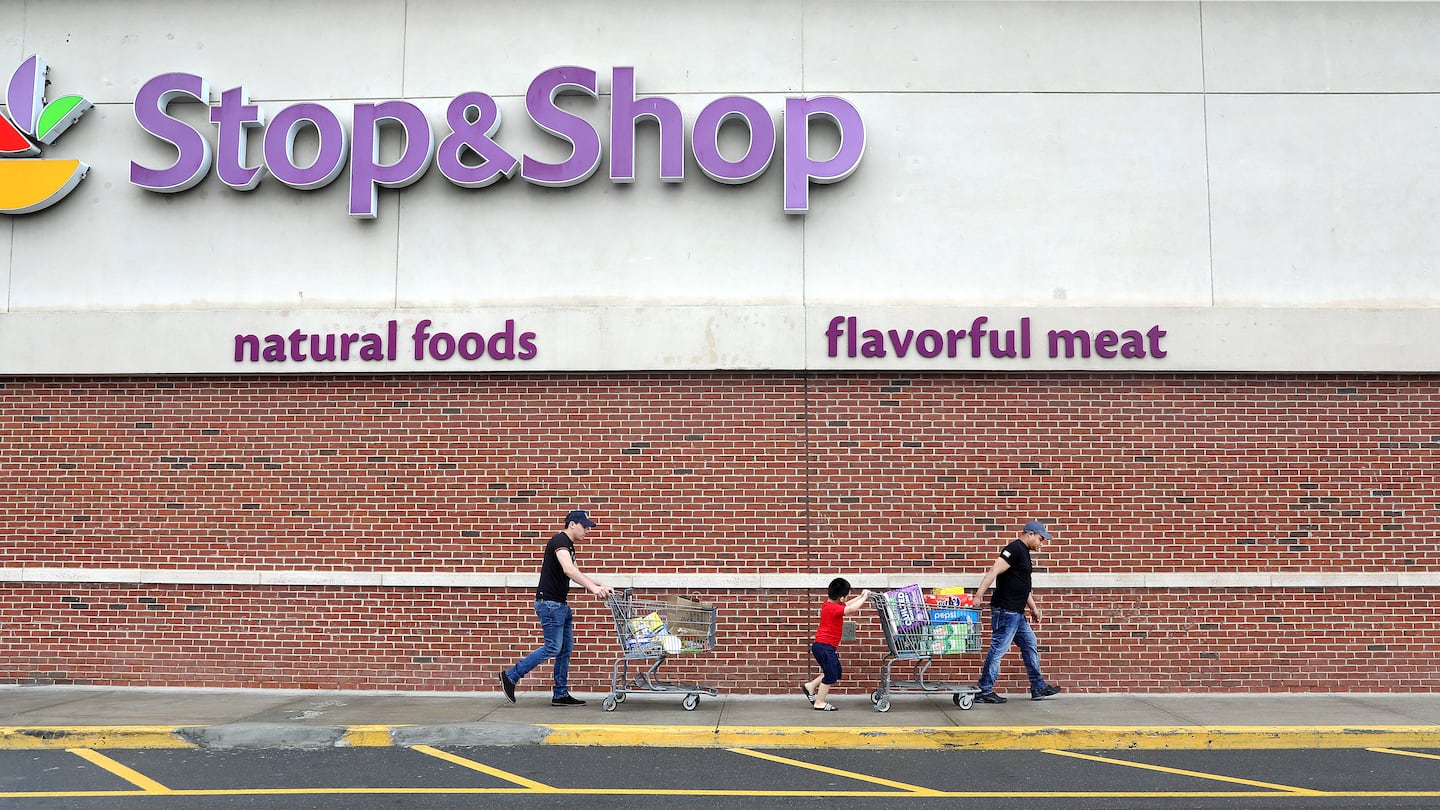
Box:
[131,66,865,218]
[825,315,1168,362]
[233,319,538,364]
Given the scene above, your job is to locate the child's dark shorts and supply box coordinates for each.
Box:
[811,641,842,685]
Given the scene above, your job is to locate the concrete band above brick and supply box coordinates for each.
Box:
[2,568,1433,590]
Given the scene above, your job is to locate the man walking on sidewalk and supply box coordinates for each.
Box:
[500,509,614,707]
[973,519,1062,704]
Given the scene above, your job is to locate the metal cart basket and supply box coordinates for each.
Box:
[868,588,982,712]
[601,589,719,711]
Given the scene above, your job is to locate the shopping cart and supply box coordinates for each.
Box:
[601,589,719,711]
[868,588,982,712]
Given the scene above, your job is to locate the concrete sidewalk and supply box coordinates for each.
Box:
[3,685,1440,751]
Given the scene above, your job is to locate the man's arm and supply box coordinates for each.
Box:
[973,557,1011,608]
[556,548,613,597]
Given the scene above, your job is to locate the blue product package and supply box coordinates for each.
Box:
[930,608,979,625]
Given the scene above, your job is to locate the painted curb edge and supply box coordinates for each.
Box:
[3,724,1440,750]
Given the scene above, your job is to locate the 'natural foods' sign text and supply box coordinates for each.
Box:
[130,66,866,218]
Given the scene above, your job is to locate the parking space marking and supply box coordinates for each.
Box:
[1369,747,1440,761]
[1043,749,1322,795]
[727,747,943,795]
[411,744,558,791]
[66,748,173,793]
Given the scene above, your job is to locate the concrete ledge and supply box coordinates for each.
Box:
[7,568,1440,589]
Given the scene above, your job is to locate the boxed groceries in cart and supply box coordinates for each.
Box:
[626,611,668,648]
[884,584,929,630]
[665,594,716,651]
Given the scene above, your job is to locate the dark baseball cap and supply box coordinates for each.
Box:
[565,510,598,528]
[1023,520,1052,540]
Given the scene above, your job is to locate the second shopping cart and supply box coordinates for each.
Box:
[602,589,718,711]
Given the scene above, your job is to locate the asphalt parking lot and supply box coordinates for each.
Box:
[4,744,1440,809]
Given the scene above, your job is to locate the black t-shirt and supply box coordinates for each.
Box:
[990,539,1033,612]
[536,532,576,602]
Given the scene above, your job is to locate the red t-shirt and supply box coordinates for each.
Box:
[814,599,845,646]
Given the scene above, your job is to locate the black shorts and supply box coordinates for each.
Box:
[811,642,842,685]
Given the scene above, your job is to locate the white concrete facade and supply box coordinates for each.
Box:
[4,566,1429,592]
[2,1,1439,373]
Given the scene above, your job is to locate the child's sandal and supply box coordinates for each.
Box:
[813,703,838,711]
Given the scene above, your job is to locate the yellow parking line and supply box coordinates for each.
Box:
[1369,747,1440,761]
[67,748,173,793]
[728,747,943,795]
[1043,749,1322,794]
[410,744,556,791]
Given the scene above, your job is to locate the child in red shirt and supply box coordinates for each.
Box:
[801,577,872,711]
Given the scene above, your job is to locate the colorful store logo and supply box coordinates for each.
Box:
[0,55,93,214]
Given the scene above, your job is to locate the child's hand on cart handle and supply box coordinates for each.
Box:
[842,588,873,615]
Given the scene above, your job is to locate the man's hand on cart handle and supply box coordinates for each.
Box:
[589,583,615,598]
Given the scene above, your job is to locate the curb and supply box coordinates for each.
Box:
[0,726,192,750]
[4,723,1440,750]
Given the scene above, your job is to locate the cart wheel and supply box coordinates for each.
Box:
[870,690,882,705]
[956,693,974,710]
[875,697,891,713]
[602,696,617,712]
[614,691,626,704]
[682,694,700,711]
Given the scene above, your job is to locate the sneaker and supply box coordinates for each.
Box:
[1031,684,1062,700]
[975,691,1007,704]
[551,694,587,707]
[499,672,516,703]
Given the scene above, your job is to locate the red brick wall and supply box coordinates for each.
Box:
[2,373,1437,693]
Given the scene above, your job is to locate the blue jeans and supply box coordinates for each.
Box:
[977,607,1047,693]
[505,600,574,698]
